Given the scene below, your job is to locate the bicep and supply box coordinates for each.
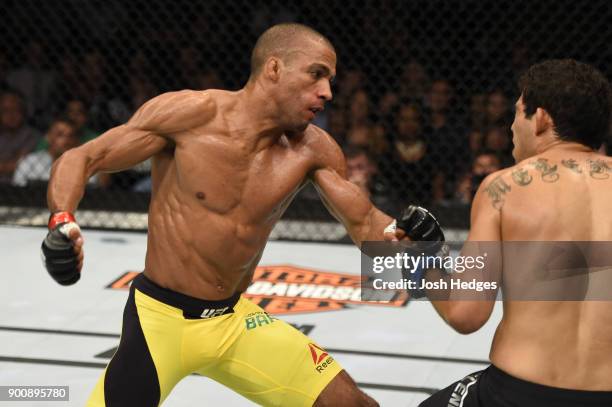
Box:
[466,174,503,241]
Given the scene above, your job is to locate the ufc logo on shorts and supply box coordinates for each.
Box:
[448,373,479,407]
[200,307,229,319]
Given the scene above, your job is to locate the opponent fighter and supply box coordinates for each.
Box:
[412,60,612,406]
[41,23,442,407]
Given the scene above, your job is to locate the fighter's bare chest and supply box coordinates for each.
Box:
[171,134,312,218]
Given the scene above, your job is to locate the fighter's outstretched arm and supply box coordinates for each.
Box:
[309,128,396,246]
[427,171,503,334]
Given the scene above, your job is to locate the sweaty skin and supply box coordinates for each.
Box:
[47,87,393,300]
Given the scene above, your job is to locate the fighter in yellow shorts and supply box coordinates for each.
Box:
[86,273,342,406]
[41,23,442,406]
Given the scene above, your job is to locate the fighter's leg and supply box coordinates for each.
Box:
[86,287,188,406]
[418,370,483,407]
[194,297,375,406]
[313,370,378,407]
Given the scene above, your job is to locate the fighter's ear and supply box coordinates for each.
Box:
[534,107,554,136]
[263,57,282,82]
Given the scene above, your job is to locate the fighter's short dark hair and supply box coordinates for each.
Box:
[518,59,611,149]
[250,23,334,77]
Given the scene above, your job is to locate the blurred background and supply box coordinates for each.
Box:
[0,0,610,238]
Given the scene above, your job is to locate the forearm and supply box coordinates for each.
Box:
[424,268,495,334]
[348,204,394,247]
[47,149,93,213]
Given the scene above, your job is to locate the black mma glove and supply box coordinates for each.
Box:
[41,212,81,286]
[396,205,447,298]
[396,205,445,246]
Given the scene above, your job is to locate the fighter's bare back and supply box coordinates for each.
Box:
[484,146,612,390]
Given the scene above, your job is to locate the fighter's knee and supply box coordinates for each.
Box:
[314,371,378,407]
[314,391,378,407]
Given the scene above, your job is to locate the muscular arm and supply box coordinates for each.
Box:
[428,171,503,334]
[48,90,214,212]
[310,128,394,246]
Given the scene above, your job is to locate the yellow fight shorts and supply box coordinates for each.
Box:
[87,273,342,406]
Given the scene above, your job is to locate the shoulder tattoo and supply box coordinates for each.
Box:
[587,159,611,180]
[532,158,560,182]
[484,175,511,209]
[511,168,532,186]
[561,159,582,174]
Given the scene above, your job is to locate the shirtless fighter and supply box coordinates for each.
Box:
[40,24,443,407]
[417,60,612,406]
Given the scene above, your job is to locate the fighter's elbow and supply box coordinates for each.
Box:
[445,309,488,335]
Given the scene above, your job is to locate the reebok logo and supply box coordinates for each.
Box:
[309,343,334,373]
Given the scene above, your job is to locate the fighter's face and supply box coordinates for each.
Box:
[276,40,336,132]
[511,96,536,162]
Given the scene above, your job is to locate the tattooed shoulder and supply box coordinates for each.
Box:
[484,174,511,209]
[531,158,560,182]
[587,159,612,180]
[561,158,582,174]
[511,167,532,186]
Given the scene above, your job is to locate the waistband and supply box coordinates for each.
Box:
[131,273,241,320]
[487,364,612,405]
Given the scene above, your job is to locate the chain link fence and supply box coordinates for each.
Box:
[0,0,610,240]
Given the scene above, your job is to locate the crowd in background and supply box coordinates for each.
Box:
[0,39,609,211]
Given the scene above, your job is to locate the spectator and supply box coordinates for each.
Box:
[383,102,438,205]
[398,61,430,103]
[36,99,99,151]
[12,117,80,186]
[467,93,488,154]
[485,89,511,127]
[53,53,83,103]
[6,41,56,126]
[0,91,41,182]
[65,99,99,142]
[378,61,429,150]
[325,107,347,144]
[344,90,387,154]
[454,150,502,204]
[345,124,388,157]
[483,125,513,166]
[344,145,400,216]
[105,76,160,128]
[468,93,488,131]
[425,79,470,202]
[332,68,365,112]
[346,89,373,129]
